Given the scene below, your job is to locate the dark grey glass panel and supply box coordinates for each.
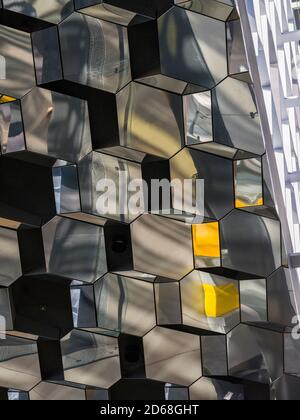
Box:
[59,12,131,93]
[0,227,22,287]
[0,101,25,154]
[94,273,156,336]
[170,148,234,219]
[267,268,296,326]
[158,7,227,89]
[240,279,268,323]
[272,375,300,401]
[220,210,281,277]
[213,77,265,155]
[227,324,283,384]
[143,326,202,386]
[22,88,92,163]
[201,335,228,376]
[52,165,81,214]
[32,27,62,85]
[131,214,194,280]
[184,90,212,146]
[234,157,263,208]
[227,19,248,75]
[165,384,189,400]
[189,377,244,400]
[0,287,13,329]
[175,0,234,21]
[117,82,184,158]
[61,329,121,388]
[75,0,102,9]
[42,216,107,283]
[2,0,74,23]
[0,25,36,98]
[155,282,182,325]
[80,3,137,26]
[0,333,41,391]
[71,284,97,328]
[284,334,300,375]
[29,381,86,400]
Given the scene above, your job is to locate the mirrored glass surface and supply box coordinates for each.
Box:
[2,0,74,24]
[227,18,248,75]
[267,268,296,327]
[284,333,300,375]
[155,282,182,325]
[53,165,81,214]
[59,12,131,93]
[71,284,97,328]
[220,210,281,277]
[143,327,202,386]
[213,77,265,155]
[164,384,189,400]
[117,82,184,158]
[189,377,244,400]
[201,335,228,376]
[227,324,283,383]
[0,333,41,391]
[181,270,240,333]
[61,329,121,388]
[0,227,22,287]
[79,151,143,223]
[170,148,234,220]
[42,216,107,283]
[234,158,263,208]
[29,381,86,400]
[240,279,267,323]
[94,273,156,336]
[0,101,25,154]
[0,25,35,98]
[158,7,227,89]
[184,91,212,146]
[7,389,29,400]
[21,88,92,163]
[0,287,13,330]
[32,27,63,85]
[131,214,194,280]
[80,3,137,26]
[175,0,234,21]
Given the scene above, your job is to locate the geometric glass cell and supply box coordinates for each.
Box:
[94,273,156,336]
[61,328,121,389]
[0,332,41,391]
[2,0,74,24]
[42,216,107,283]
[220,210,282,277]
[158,6,228,89]
[131,214,194,280]
[20,87,92,163]
[0,25,36,98]
[143,327,202,386]
[181,270,240,333]
[59,11,131,94]
[234,157,263,208]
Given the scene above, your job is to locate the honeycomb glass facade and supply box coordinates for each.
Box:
[0,0,299,401]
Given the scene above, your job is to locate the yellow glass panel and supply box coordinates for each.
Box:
[235,196,264,208]
[192,222,220,258]
[203,283,240,318]
[0,94,16,104]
